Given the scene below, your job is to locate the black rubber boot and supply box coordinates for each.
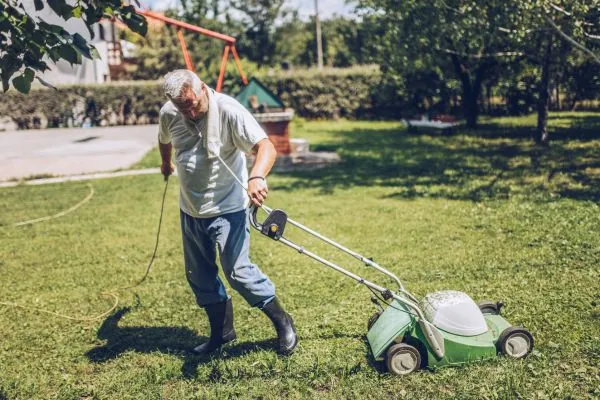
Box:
[261,297,297,355]
[193,298,236,354]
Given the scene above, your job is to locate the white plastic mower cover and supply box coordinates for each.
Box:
[421,290,488,336]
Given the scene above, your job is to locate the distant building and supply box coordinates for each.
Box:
[21,0,145,85]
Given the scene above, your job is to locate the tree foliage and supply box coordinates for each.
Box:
[228,0,285,67]
[358,0,530,127]
[0,0,147,93]
[358,0,600,139]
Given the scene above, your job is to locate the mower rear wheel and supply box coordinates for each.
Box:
[367,312,381,330]
[386,343,421,376]
[497,327,534,359]
[478,301,501,315]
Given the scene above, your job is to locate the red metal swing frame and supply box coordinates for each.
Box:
[138,10,248,92]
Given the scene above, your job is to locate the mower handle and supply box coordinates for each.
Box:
[249,204,413,299]
[249,205,262,231]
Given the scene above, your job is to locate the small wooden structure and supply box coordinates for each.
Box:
[236,78,294,155]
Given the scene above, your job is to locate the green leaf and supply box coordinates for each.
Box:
[47,0,73,20]
[13,73,31,94]
[58,43,80,65]
[33,0,44,11]
[72,33,92,59]
[72,6,82,19]
[120,7,148,36]
[47,46,61,62]
[23,68,34,83]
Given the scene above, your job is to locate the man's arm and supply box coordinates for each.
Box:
[247,138,277,207]
[159,142,175,180]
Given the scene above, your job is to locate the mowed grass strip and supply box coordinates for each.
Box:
[1,113,599,399]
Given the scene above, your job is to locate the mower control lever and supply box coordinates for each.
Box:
[249,206,288,240]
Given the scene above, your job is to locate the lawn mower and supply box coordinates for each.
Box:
[250,205,534,375]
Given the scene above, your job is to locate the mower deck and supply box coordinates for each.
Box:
[367,295,518,369]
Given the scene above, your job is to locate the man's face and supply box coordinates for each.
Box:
[172,85,208,120]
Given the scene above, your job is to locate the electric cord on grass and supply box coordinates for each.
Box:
[0,178,170,322]
[11,183,95,227]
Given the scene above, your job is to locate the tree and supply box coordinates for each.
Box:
[0,0,147,93]
[358,0,526,128]
[272,10,313,67]
[228,0,285,66]
[122,20,183,81]
[180,0,221,24]
[522,1,600,143]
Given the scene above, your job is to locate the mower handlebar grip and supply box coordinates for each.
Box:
[249,205,262,231]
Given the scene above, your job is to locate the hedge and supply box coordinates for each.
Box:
[0,66,404,129]
[0,81,165,130]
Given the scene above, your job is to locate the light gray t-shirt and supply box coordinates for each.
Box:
[158,92,267,218]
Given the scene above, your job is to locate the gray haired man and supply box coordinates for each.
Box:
[158,69,297,355]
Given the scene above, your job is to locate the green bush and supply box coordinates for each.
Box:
[0,81,164,129]
[254,65,408,119]
[0,66,405,128]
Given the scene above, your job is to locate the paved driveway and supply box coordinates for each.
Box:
[0,125,159,181]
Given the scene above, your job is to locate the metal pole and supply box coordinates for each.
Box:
[138,10,236,44]
[278,235,443,358]
[176,28,195,71]
[216,45,230,92]
[230,45,248,85]
[261,205,407,293]
[315,0,323,69]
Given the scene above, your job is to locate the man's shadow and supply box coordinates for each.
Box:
[86,307,276,378]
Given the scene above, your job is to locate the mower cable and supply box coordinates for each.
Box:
[0,178,170,322]
[11,183,95,227]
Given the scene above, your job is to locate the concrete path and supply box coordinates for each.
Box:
[0,125,159,181]
[0,168,165,188]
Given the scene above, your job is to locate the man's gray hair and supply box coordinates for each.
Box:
[162,69,203,100]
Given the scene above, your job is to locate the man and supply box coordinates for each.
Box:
[158,69,297,355]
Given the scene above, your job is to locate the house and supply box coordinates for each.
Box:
[21,0,139,85]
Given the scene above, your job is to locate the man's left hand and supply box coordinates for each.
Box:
[248,177,268,207]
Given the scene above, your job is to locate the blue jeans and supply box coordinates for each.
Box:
[180,209,275,308]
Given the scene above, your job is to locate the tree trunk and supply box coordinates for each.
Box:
[487,83,492,114]
[464,88,479,128]
[535,38,553,145]
[450,54,485,128]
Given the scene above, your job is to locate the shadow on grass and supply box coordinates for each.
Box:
[276,114,600,202]
[87,307,365,380]
[86,307,277,378]
[475,114,600,141]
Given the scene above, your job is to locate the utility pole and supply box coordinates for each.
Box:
[315,0,323,69]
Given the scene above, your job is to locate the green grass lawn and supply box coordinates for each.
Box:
[1,113,599,399]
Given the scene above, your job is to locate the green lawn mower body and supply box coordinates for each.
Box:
[367,293,533,374]
[249,206,533,375]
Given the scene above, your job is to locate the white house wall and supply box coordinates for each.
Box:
[21,0,112,85]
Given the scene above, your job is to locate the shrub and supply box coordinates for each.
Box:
[0,81,164,129]
[0,66,406,128]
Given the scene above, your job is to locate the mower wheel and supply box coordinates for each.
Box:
[367,312,381,330]
[386,343,421,376]
[497,327,534,359]
[478,301,502,315]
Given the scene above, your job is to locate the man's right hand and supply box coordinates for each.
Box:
[161,161,175,180]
